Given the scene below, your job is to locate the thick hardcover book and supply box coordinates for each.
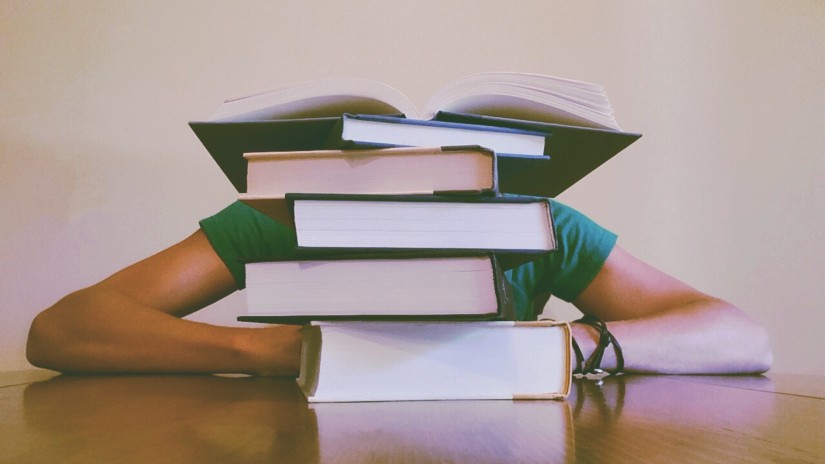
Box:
[326,113,548,158]
[238,253,514,324]
[297,320,573,402]
[279,193,557,260]
[241,145,499,199]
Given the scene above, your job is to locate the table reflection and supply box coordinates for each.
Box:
[568,375,788,463]
[22,375,318,463]
[16,372,816,464]
[21,374,573,463]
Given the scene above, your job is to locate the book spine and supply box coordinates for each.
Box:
[286,192,551,204]
[490,254,515,321]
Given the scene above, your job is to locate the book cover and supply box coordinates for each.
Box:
[435,111,642,197]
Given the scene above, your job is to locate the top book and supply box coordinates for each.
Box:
[208,72,622,131]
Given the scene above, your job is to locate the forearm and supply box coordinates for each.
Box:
[27,288,301,376]
[572,298,773,375]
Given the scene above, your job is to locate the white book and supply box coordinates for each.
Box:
[240,146,497,199]
[298,320,572,402]
[288,194,556,254]
[243,254,512,321]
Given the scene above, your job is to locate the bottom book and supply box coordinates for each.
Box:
[298,320,572,402]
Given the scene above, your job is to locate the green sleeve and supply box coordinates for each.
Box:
[198,201,297,289]
[505,199,617,320]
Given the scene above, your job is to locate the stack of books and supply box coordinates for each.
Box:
[190,72,641,402]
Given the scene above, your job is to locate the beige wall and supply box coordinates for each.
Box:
[2,0,823,374]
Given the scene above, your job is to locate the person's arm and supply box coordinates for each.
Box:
[26,229,301,376]
[570,245,773,374]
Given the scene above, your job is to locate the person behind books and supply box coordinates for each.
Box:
[25,200,773,376]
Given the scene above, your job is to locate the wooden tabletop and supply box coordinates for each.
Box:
[1,370,822,463]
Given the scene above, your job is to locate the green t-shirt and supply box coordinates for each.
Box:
[199,200,617,321]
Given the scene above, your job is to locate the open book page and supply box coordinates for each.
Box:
[208,72,620,130]
[424,73,619,130]
[426,72,611,111]
[210,78,418,121]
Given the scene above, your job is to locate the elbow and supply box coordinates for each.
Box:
[724,305,773,374]
[706,301,774,375]
[26,292,86,372]
[26,310,57,370]
[748,324,774,374]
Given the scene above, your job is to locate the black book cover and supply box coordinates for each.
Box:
[434,111,642,197]
[189,115,639,198]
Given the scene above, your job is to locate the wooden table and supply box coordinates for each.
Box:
[1,370,822,463]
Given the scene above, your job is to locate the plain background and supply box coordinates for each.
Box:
[2,0,823,375]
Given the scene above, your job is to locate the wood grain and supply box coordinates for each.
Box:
[1,371,822,463]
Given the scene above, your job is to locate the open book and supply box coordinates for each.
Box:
[209,72,622,131]
[190,73,640,197]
